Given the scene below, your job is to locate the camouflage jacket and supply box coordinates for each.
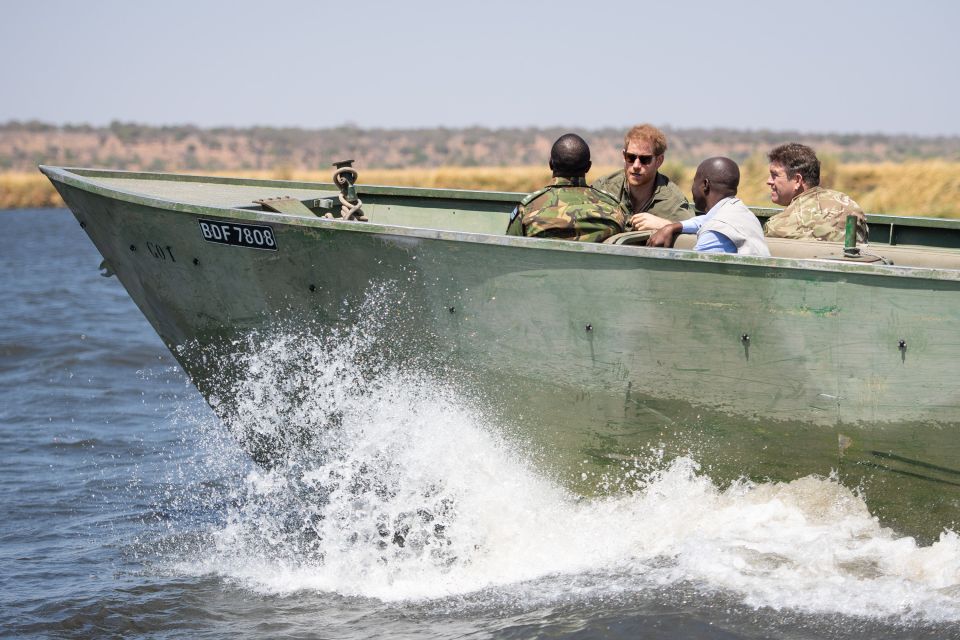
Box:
[591,170,692,222]
[505,176,628,242]
[764,186,868,243]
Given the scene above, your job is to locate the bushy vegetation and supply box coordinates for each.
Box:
[2,121,958,174]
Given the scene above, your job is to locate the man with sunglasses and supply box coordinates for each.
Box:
[764,143,868,242]
[506,133,628,242]
[592,124,692,229]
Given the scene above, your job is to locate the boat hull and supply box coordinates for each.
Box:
[43,167,960,541]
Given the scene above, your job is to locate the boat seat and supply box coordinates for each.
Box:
[608,232,960,269]
[254,196,318,216]
[684,235,960,269]
[763,238,960,268]
[603,231,652,245]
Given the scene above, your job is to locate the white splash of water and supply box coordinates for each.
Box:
[174,325,960,623]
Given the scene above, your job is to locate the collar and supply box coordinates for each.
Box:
[551,176,588,187]
[625,172,668,211]
[790,186,825,206]
[703,196,738,221]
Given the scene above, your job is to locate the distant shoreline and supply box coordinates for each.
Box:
[2,121,958,176]
[5,121,959,214]
[8,161,960,217]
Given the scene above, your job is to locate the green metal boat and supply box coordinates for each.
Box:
[40,165,960,542]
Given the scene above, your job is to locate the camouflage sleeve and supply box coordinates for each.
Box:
[590,186,630,218]
[505,206,524,236]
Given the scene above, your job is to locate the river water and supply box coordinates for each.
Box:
[2,208,960,639]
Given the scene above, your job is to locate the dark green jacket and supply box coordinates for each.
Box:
[591,170,692,222]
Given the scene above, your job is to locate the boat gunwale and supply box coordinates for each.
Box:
[39,165,528,203]
[39,165,960,283]
[40,166,960,229]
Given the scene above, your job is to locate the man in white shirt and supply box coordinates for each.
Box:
[647,157,770,257]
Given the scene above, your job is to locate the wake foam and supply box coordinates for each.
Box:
[166,317,960,622]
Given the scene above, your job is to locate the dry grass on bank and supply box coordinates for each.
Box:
[732,159,960,218]
[6,161,960,217]
[0,172,66,209]
[834,162,960,218]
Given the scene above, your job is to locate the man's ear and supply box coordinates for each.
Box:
[792,172,806,191]
[549,159,555,172]
[584,160,592,174]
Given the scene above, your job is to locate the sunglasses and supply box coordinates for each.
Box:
[623,151,657,166]
[623,151,656,165]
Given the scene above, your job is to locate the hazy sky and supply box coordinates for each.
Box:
[3,0,958,135]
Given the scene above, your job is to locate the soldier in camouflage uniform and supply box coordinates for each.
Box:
[506,134,628,242]
[592,123,693,227]
[764,143,868,243]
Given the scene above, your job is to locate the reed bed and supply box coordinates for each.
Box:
[5,162,960,217]
[0,172,66,209]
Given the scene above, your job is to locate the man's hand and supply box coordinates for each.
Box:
[647,222,683,248]
[629,212,672,232]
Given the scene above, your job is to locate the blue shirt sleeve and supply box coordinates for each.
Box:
[680,216,704,234]
[693,230,737,253]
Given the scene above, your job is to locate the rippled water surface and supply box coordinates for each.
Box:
[2,208,959,639]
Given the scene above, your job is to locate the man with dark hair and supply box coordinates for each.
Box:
[647,157,769,256]
[506,134,628,242]
[592,123,692,229]
[764,143,868,242]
